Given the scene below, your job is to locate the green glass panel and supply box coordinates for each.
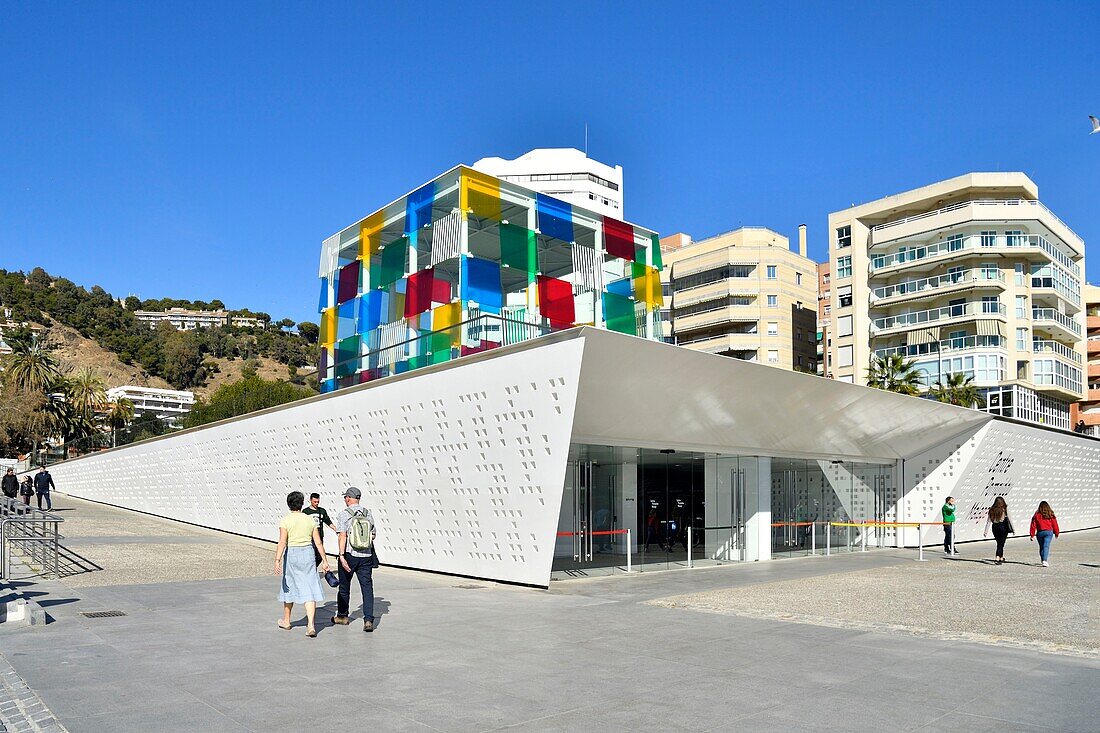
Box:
[500,223,537,274]
[632,260,647,280]
[429,331,452,365]
[374,236,408,289]
[603,292,636,336]
[407,354,427,370]
[650,234,663,270]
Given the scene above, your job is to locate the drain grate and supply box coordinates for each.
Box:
[80,610,127,618]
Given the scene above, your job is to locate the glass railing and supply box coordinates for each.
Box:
[872,301,1006,331]
[874,335,1004,359]
[871,198,1083,248]
[1032,339,1082,364]
[24,413,183,470]
[1031,309,1082,336]
[871,269,1004,300]
[870,232,1080,276]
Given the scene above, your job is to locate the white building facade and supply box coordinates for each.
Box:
[39,329,1100,587]
[134,308,229,331]
[106,385,195,425]
[828,173,1085,430]
[472,148,624,218]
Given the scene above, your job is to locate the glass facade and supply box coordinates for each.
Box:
[552,444,896,578]
[317,167,664,392]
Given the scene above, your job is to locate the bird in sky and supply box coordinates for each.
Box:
[1090,115,1100,134]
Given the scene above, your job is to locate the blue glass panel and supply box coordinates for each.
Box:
[320,379,336,394]
[606,276,633,298]
[461,256,503,314]
[536,193,574,242]
[405,182,435,236]
[317,276,330,313]
[359,290,386,332]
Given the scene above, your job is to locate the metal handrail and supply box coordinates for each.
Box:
[0,498,64,579]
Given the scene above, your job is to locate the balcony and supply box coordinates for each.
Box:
[671,280,755,309]
[1089,339,1100,355]
[1090,363,1100,379]
[677,332,760,356]
[673,307,758,333]
[1031,308,1082,339]
[874,335,1006,360]
[869,199,1083,260]
[1089,315,1100,331]
[1032,339,1082,364]
[871,301,1007,337]
[869,232,1080,279]
[870,268,1005,305]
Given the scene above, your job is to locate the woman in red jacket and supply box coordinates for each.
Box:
[1029,501,1060,568]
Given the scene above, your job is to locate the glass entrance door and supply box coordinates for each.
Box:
[552,446,627,578]
[570,460,594,564]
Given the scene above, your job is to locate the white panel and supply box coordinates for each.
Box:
[904,421,1100,544]
[45,339,586,587]
[430,210,463,266]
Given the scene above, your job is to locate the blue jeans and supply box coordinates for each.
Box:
[337,553,375,621]
[1036,530,1054,562]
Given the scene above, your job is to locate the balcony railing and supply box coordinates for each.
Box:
[871,301,1006,332]
[874,335,1005,360]
[871,268,1004,301]
[870,198,1083,249]
[1032,339,1082,364]
[1031,308,1082,337]
[869,232,1080,277]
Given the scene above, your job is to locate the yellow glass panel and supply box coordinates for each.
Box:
[633,266,663,309]
[320,307,337,345]
[432,302,462,345]
[358,210,385,259]
[460,168,502,222]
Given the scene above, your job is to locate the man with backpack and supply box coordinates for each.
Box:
[332,487,378,632]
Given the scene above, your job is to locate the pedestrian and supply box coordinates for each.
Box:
[274,491,330,637]
[332,487,379,632]
[33,467,55,511]
[1,468,18,499]
[1029,501,1060,568]
[983,496,1013,564]
[941,495,959,556]
[19,477,33,506]
[302,492,336,568]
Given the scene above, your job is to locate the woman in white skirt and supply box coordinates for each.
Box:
[275,491,331,637]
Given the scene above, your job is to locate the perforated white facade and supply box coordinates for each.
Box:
[38,328,1100,587]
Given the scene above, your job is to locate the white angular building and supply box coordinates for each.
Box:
[473,148,624,218]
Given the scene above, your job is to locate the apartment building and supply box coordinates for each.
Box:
[661,227,818,371]
[229,315,269,329]
[817,262,831,376]
[472,148,624,218]
[134,308,229,331]
[0,307,43,355]
[106,386,195,425]
[1070,284,1100,435]
[828,172,1085,430]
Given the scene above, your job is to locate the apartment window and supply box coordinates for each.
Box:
[1006,230,1022,247]
[980,262,998,280]
[836,225,852,249]
[823,274,830,285]
[1016,327,1028,351]
[767,322,778,336]
[838,345,854,368]
[1016,295,1027,319]
[837,314,853,337]
[838,285,853,308]
[837,256,852,279]
[768,350,780,363]
[947,234,964,251]
[796,272,802,286]
[1015,262,1025,286]
[767,265,777,280]
[981,296,1000,314]
[824,305,831,316]
[981,231,997,248]
[767,295,778,307]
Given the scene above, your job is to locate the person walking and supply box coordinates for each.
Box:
[302,492,336,568]
[33,467,55,511]
[941,496,959,556]
[19,477,33,506]
[983,496,1013,564]
[1029,501,1060,568]
[333,487,379,632]
[1,469,18,500]
[274,491,330,637]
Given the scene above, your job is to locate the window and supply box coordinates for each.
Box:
[1016,295,1027,319]
[768,350,780,363]
[837,314,853,337]
[838,345,854,367]
[796,272,802,286]
[767,295,778,307]
[1016,327,1028,351]
[947,234,964,251]
[824,305,831,316]
[981,231,997,248]
[837,256,852,278]
[767,322,778,336]
[838,285,853,308]
[1015,262,1025,286]
[1006,230,1022,247]
[836,225,852,249]
[767,265,777,280]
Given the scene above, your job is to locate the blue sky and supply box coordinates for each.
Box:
[2,2,1098,323]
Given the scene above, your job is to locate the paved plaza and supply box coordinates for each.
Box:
[0,495,1097,732]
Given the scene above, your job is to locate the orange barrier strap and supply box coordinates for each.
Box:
[770,522,817,527]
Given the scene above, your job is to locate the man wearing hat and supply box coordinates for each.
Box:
[332,487,379,632]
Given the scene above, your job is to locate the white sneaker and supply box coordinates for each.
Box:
[1041,560,1049,567]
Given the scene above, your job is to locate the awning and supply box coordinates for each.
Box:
[975,320,1003,337]
[907,327,939,345]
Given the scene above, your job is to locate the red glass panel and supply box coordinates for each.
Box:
[537,275,575,327]
[404,270,435,318]
[603,217,636,261]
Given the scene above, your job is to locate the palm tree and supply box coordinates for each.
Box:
[866,354,922,396]
[0,339,61,394]
[930,373,981,408]
[67,367,108,416]
[106,398,135,447]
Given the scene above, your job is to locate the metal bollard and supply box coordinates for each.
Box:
[811,523,816,555]
[626,529,632,573]
[826,524,831,556]
[861,522,867,552]
[687,526,693,568]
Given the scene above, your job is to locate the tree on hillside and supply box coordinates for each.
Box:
[124,295,141,311]
[277,318,296,331]
[184,375,313,428]
[297,322,319,344]
[2,338,62,394]
[160,331,207,388]
[67,367,108,416]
